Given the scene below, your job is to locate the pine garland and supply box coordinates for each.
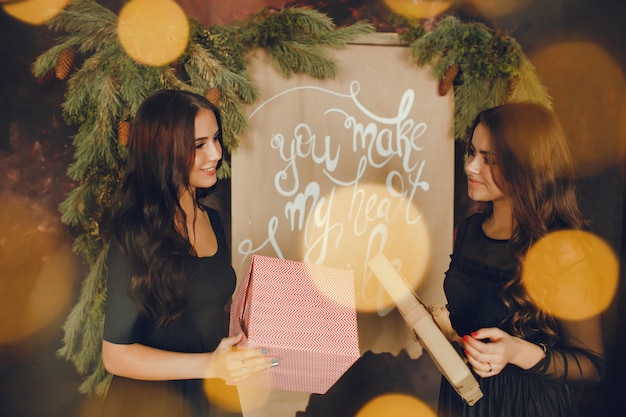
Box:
[402,15,552,140]
[31,1,552,397]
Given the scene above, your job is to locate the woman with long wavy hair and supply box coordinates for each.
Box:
[438,102,605,417]
[101,90,278,417]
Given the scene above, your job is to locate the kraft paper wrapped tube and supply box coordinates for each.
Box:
[368,253,483,406]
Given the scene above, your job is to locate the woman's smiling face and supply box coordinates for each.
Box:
[189,109,222,190]
[464,123,506,203]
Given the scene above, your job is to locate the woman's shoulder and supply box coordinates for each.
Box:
[457,211,487,234]
[201,204,222,221]
[464,211,487,223]
[452,212,488,249]
[201,204,227,235]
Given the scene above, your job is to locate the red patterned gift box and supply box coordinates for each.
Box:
[228,254,360,394]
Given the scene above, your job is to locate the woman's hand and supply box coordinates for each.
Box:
[208,333,279,383]
[462,328,544,378]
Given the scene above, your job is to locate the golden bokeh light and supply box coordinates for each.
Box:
[522,230,618,321]
[468,0,533,18]
[203,379,243,412]
[383,0,454,19]
[204,381,270,413]
[117,0,189,66]
[0,195,79,344]
[2,0,69,25]
[531,41,626,176]
[301,183,432,313]
[356,393,435,417]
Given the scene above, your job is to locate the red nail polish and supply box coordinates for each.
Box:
[462,335,469,343]
[471,332,478,337]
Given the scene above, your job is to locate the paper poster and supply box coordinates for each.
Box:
[231,33,454,416]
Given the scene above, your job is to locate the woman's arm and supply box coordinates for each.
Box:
[102,332,277,382]
[102,341,211,380]
[526,315,605,384]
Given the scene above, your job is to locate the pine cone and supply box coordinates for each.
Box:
[118,120,131,147]
[438,63,459,96]
[55,48,75,80]
[206,87,221,109]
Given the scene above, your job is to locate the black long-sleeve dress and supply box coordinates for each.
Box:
[438,212,605,417]
[100,207,240,417]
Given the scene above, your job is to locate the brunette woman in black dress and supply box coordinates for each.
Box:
[101,90,278,417]
[438,102,605,417]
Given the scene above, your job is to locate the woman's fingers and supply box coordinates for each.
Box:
[217,332,244,351]
[463,331,503,377]
[225,347,279,382]
[227,353,279,383]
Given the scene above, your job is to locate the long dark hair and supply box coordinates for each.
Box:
[110,90,224,326]
[468,102,588,343]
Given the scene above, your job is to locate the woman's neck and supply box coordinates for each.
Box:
[177,188,199,223]
[484,199,514,239]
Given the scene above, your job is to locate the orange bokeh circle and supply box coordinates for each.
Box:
[2,0,69,25]
[522,230,618,320]
[117,0,189,66]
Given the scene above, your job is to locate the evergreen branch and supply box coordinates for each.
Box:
[31,42,72,78]
[186,43,258,97]
[61,47,115,123]
[55,24,118,56]
[266,41,339,79]
[184,43,259,151]
[218,94,250,151]
[72,232,103,267]
[218,160,231,180]
[59,184,88,226]
[408,15,531,139]
[317,21,376,47]
[242,8,373,79]
[506,55,553,109]
[183,64,210,95]
[273,7,336,33]
[187,43,222,84]
[68,124,118,181]
[117,59,163,116]
[196,25,248,73]
[80,364,111,395]
[214,69,258,105]
[160,66,190,91]
[47,0,117,42]
[453,76,496,139]
[243,7,336,47]
[488,77,511,108]
[65,91,120,181]
[57,244,108,379]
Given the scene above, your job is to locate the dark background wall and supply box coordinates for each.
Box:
[1,1,624,416]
